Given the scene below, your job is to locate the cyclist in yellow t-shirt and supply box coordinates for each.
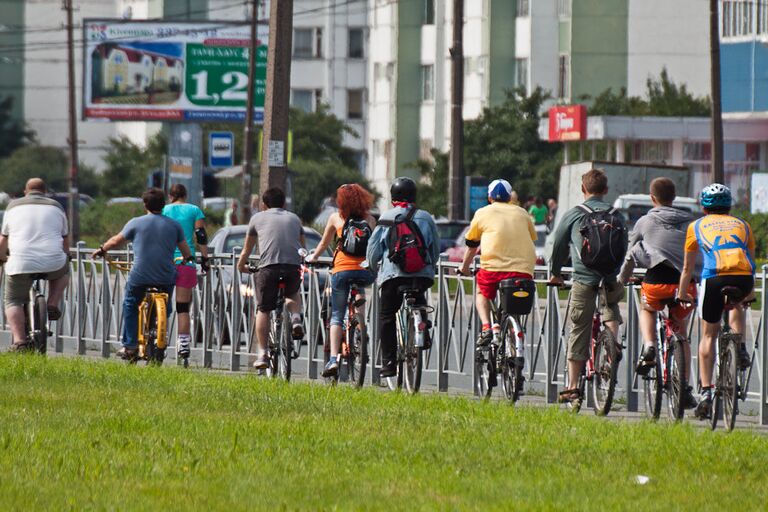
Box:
[678,183,756,420]
[458,179,537,346]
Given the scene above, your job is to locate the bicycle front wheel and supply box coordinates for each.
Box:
[642,347,662,420]
[722,341,739,431]
[499,319,523,403]
[402,313,422,394]
[666,338,686,421]
[591,328,619,416]
[32,295,48,355]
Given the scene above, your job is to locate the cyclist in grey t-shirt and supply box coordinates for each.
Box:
[237,188,306,369]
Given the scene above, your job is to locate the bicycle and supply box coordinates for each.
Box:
[630,278,691,421]
[315,266,369,388]
[460,271,532,403]
[708,286,756,432]
[246,249,307,381]
[556,280,621,415]
[384,283,432,395]
[106,258,170,366]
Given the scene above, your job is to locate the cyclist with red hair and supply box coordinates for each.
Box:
[306,184,377,377]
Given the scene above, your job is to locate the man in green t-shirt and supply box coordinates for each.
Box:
[528,196,548,225]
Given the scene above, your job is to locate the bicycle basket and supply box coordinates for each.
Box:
[499,279,535,315]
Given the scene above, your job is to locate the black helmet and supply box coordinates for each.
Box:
[390,177,417,203]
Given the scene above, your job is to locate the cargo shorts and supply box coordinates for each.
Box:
[567,279,624,361]
[4,263,69,307]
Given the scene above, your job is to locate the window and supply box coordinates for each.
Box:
[291,89,323,112]
[421,65,434,101]
[293,27,322,58]
[516,0,529,17]
[631,141,672,163]
[515,58,528,92]
[557,0,571,17]
[423,0,435,25]
[347,89,364,119]
[348,28,364,59]
[722,0,756,38]
[558,55,570,99]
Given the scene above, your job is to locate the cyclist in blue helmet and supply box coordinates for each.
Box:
[678,183,756,420]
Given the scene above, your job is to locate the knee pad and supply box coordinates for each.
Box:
[176,302,191,314]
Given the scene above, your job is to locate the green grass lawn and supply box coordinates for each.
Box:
[0,355,766,510]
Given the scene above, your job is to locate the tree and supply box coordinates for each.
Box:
[464,87,561,200]
[290,159,371,223]
[0,96,35,159]
[100,134,167,197]
[588,69,711,117]
[290,104,359,169]
[410,150,450,217]
[0,145,101,198]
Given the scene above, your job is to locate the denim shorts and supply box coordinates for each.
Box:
[330,270,374,326]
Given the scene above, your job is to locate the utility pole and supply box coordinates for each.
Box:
[240,0,259,223]
[448,0,464,220]
[710,0,725,184]
[258,0,293,197]
[64,0,80,243]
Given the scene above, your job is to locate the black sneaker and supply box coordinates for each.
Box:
[737,343,751,370]
[380,363,397,378]
[683,386,698,410]
[635,345,656,376]
[694,396,712,420]
[514,356,525,369]
[477,330,493,348]
[117,346,139,360]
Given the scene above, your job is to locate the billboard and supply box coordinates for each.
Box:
[83,20,268,122]
[548,105,587,142]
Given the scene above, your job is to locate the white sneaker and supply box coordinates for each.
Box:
[253,353,270,370]
[177,339,190,358]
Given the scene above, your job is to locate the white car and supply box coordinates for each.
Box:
[613,194,701,230]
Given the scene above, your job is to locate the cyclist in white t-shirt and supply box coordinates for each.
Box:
[0,178,70,351]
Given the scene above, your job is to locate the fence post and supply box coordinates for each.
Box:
[545,282,559,403]
[625,283,639,412]
[100,252,110,358]
[436,255,448,392]
[76,241,85,355]
[202,267,213,368]
[230,249,241,371]
[306,268,319,380]
[761,265,768,425]
[370,278,380,386]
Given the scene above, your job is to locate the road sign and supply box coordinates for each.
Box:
[209,131,234,168]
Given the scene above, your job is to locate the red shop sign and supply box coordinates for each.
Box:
[548,105,587,142]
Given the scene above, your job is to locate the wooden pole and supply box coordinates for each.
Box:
[64,0,79,243]
[710,0,725,184]
[240,0,259,223]
[448,0,464,220]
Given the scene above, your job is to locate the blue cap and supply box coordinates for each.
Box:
[487,179,512,202]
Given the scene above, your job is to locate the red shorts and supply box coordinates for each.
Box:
[476,269,533,300]
[641,282,696,320]
[175,264,198,289]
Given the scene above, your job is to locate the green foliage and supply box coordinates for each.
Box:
[587,69,711,117]
[464,87,561,199]
[79,200,144,246]
[290,158,372,222]
[411,149,450,217]
[290,104,359,169]
[2,355,768,509]
[0,96,35,159]
[100,134,167,197]
[0,145,68,196]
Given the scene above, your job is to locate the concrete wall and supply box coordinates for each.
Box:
[0,1,25,122]
[394,0,422,178]
[721,41,768,113]
[488,0,516,106]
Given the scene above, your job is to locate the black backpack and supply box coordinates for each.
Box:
[338,217,372,257]
[380,208,429,273]
[577,204,627,274]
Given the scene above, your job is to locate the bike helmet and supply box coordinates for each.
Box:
[700,183,732,209]
[390,177,417,203]
[487,179,512,202]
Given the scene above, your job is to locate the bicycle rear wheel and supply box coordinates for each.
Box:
[278,313,292,382]
[642,347,662,420]
[591,328,619,416]
[666,338,686,421]
[499,319,523,403]
[347,318,368,388]
[32,295,48,355]
[267,310,281,378]
[722,341,739,431]
[402,313,422,394]
[153,296,167,365]
[474,344,494,399]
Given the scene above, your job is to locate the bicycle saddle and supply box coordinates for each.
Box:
[29,273,49,280]
[721,286,745,304]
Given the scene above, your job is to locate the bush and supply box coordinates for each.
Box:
[734,209,768,261]
[79,200,144,247]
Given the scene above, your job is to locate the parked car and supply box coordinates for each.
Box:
[106,197,143,206]
[50,193,94,211]
[435,219,469,253]
[202,197,236,212]
[446,223,548,266]
[613,194,701,231]
[209,225,333,293]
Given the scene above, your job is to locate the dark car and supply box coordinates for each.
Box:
[49,193,93,211]
[435,219,470,253]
